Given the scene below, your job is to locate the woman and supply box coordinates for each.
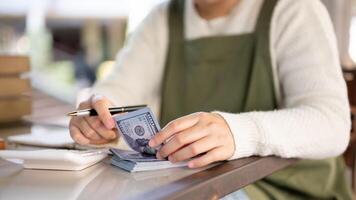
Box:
[69,0,352,199]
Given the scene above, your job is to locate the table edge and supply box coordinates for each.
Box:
[134,156,297,200]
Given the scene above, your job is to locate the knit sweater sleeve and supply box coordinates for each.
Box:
[218,0,351,160]
[90,2,169,116]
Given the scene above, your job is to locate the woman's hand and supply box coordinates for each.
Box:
[69,95,118,145]
[149,112,235,168]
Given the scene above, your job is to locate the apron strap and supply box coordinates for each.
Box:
[243,0,279,111]
[255,0,278,33]
[168,0,185,44]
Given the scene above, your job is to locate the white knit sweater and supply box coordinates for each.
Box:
[91,0,351,160]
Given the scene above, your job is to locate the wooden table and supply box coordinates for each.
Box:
[0,90,296,200]
[346,106,356,193]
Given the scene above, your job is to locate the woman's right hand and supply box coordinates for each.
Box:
[69,95,118,145]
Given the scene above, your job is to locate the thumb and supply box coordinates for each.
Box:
[91,95,115,129]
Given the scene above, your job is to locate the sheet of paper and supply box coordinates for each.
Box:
[8,125,75,148]
[7,125,130,151]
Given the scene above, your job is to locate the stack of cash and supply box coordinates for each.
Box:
[111,149,187,172]
[111,108,187,172]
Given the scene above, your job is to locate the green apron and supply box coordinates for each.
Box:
[160,0,353,199]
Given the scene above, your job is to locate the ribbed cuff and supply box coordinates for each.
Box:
[214,111,260,160]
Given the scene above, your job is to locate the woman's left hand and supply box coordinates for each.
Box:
[149,112,235,168]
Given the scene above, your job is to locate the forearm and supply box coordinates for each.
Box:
[87,2,168,116]
[218,99,350,160]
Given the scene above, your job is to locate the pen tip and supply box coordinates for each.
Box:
[67,112,76,116]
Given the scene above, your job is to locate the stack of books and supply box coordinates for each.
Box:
[0,55,31,123]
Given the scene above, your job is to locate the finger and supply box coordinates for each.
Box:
[168,136,217,163]
[149,113,200,147]
[78,101,91,109]
[157,124,208,159]
[91,96,115,130]
[89,138,112,145]
[188,147,225,168]
[78,118,102,140]
[85,116,117,140]
[69,125,90,145]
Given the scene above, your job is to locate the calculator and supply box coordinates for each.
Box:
[0,149,108,171]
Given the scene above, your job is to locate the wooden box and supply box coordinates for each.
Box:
[0,96,32,122]
[0,55,32,123]
[0,56,30,75]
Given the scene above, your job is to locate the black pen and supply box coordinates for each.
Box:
[67,105,147,117]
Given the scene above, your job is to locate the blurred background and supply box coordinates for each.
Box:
[0,0,355,104]
[0,0,165,103]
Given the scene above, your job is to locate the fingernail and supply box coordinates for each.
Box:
[168,156,175,163]
[156,152,162,160]
[111,119,116,128]
[78,137,89,145]
[188,162,194,168]
[81,140,89,145]
[106,120,115,129]
[149,140,155,147]
[110,133,117,140]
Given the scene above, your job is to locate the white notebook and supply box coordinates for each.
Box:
[7,125,130,150]
[7,125,76,149]
[3,125,129,171]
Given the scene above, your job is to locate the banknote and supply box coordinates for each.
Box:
[110,148,163,162]
[110,148,188,172]
[110,149,188,172]
[113,107,161,155]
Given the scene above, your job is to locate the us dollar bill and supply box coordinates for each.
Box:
[110,148,163,162]
[114,107,161,155]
